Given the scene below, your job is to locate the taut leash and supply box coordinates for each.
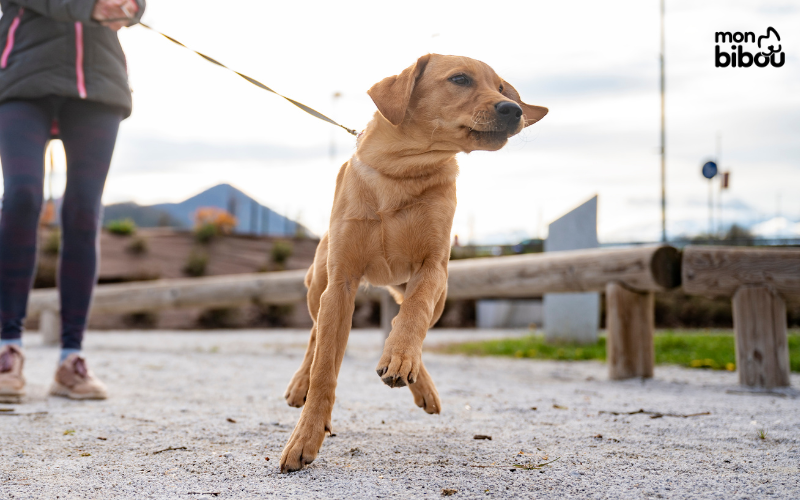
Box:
[137,22,358,136]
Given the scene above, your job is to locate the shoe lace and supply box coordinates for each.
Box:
[74,357,88,378]
[0,349,14,372]
[0,348,16,373]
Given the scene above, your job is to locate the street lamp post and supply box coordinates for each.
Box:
[660,0,667,242]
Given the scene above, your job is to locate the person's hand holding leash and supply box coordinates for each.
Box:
[92,0,139,31]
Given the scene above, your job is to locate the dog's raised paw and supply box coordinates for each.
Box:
[284,373,310,408]
[381,374,407,388]
[375,345,420,389]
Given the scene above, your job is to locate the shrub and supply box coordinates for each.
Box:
[123,311,158,328]
[197,307,242,328]
[126,236,148,255]
[42,229,61,256]
[270,240,294,268]
[193,207,236,243]
[183,249,208,277]
[106,218,137,236]
[194,223,217,244]
[255,304,295,328]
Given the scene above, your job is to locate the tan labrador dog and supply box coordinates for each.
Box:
[280,54,547,472]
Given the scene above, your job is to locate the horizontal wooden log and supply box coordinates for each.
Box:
[28,245,679,318]
[682,246,800,297]
[29,271,312,318]
[445,245,680,299]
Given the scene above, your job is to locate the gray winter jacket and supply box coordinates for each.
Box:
[0,0,145,117]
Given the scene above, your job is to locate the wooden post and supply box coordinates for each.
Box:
[40,309,60,346]
[381,290,400,339]
[732,285,790,388]
[606,281,654,380]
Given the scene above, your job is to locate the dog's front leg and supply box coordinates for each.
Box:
[376,262,447,388]
[280,273,358,473]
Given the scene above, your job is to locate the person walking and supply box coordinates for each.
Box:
[0,0,145,402]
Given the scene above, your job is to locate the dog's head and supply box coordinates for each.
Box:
[368,54,548,152]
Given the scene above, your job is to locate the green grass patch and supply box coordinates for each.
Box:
[106,218,136,236]
[440,330,800,372]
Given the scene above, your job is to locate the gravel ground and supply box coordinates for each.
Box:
[2,329,799,500]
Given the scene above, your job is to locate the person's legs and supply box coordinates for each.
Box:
[0,100,50,347]
[56,99,122,359]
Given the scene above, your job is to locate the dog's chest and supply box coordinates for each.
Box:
[358,206,448,286]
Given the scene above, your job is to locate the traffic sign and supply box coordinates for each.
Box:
[702,161,718,179]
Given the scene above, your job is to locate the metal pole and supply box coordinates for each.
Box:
[659,0,667,242]
[716,133,722,238]
[708,178,713,238]
[330,92,342,162]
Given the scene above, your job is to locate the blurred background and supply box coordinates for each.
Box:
[15,0,800,242]
[2,0,799,333]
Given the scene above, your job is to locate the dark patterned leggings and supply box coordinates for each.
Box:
[0,97,122,350]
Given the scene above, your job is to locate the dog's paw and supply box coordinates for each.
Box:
[408,369,441,414]
[376,343,421,388]
[280,413,331,473]
[284,371,310,408]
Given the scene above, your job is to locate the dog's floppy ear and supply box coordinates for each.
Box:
[501,80,548,127]
[368,54,431,126]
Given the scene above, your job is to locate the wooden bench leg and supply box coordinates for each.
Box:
[40,309,61,346]
[606,281,654,380]
[732,285,790,388]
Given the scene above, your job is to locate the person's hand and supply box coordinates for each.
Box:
[92,0,139,31]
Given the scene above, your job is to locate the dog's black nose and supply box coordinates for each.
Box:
[495,101,523,124]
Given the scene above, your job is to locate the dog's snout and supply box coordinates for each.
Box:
[495,101,522,124]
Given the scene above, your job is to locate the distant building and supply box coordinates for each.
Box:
[100,183,311,237]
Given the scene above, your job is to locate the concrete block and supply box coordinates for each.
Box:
[544,195,600,343]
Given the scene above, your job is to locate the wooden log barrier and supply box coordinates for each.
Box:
[446,245,680,298]
[29,245,680,348]
[606,281,655,380]
[683,246,800,388]
[732,286,791,388]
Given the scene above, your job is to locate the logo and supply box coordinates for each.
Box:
[715,27,784,68]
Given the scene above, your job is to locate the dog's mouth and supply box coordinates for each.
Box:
[464,126,512,144]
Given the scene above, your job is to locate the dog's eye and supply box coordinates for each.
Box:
[448,74,470,86]
[499,84,504,93]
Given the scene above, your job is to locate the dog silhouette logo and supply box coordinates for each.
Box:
[715,27,784,68]
[757,27,781,56]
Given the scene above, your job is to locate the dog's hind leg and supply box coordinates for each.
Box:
[408,361,441,414]
[284,235,329,408]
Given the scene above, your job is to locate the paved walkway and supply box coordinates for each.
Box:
[2,329,798,499]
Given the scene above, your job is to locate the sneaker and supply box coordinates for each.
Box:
[49,354,108,400]
[0,344,25,403]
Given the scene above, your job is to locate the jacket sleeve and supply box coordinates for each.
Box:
[11,0,96,23]
[131,0,145,23]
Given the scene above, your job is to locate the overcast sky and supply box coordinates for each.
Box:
[3,0,799,242]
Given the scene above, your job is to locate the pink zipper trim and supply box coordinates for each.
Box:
[1,8,24,69]
[74,22,87,98]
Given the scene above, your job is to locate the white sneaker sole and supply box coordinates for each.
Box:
[0,391,24,404]
[49,381,107,400]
